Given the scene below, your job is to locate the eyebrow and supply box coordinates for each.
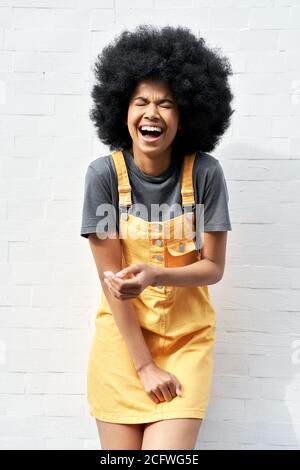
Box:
[133,96,175,104]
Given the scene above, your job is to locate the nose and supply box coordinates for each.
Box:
[144,102,160,119]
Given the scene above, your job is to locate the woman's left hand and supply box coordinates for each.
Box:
[103,263,157,300]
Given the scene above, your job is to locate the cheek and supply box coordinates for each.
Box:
[126,118,138,136]
[166,112,180,130]
[127,107,137,125]
[127,113,140,131]
[166,122,180,137]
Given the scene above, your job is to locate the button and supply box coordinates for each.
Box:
[155,254,163,261]
[121,212,128,220]
[156,285,163,289]
[178,243,185,252]
[155,239,162,246]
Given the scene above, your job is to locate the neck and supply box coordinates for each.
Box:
[130,144,172,176]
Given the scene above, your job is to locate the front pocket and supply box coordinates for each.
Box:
[166,238,200,267]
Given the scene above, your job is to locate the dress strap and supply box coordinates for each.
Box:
[111,149,196,209]
[181,152,196,208]
[111,150,132,208]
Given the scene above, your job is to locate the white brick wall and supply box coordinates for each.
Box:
[0,0,299,450]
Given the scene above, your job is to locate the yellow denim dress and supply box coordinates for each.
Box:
[87,150,216,424]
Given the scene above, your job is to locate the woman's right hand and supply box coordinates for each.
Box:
[137,362,182,404]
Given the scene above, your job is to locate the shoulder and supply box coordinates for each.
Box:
[194,150,221,175]
[193,151,229,201]
[83,155,118,198]
[87,154,114,180]
[193,150,223,180]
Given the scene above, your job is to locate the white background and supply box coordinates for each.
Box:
[0,0,300,450]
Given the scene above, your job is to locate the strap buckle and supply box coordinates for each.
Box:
[118,185,131,194]
[181,189,194,195]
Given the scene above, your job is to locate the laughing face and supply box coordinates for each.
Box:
[126,79,182,159]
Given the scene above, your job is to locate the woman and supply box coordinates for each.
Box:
[80,24,234,450]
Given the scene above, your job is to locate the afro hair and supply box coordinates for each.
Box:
[89,24,235,157]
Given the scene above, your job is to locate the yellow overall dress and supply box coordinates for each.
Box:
[87,150,216,424]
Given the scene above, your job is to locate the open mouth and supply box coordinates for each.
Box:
[138,126,164,143]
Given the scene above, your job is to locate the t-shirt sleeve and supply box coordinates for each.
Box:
[80,163,117,239]
[202,160,232,232]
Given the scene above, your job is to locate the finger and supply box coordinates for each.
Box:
[149,391,160,404]
[104,279,139,299]
[103,272,120,287]
[163,383,176,400]
[104,271,135,287]
[167,380,177,398]
[115,269,128,278]
[116,278,142,292]
[119,292,140,300]
[103,271,115,278]
[115,264,142,278]
[159,385,172,402]
[153,388,165,402]
[106,274,139,292]
[104,279,119,297]
[105,278,138,295]
[170,373,183,397]
[176,382,183,397]
[104,279,126,299]
[104,276,126,293]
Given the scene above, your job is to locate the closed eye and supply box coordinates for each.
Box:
[135,103,172,108]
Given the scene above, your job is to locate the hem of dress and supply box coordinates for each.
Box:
[89,405,206,424]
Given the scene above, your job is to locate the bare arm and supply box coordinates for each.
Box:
[88,232,153,372]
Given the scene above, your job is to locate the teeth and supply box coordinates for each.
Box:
[140,125,163,132]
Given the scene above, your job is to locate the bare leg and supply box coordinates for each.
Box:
[95,418,145,450]
[141,418,202,450]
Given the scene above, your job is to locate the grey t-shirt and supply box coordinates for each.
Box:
[80,149,232,249]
